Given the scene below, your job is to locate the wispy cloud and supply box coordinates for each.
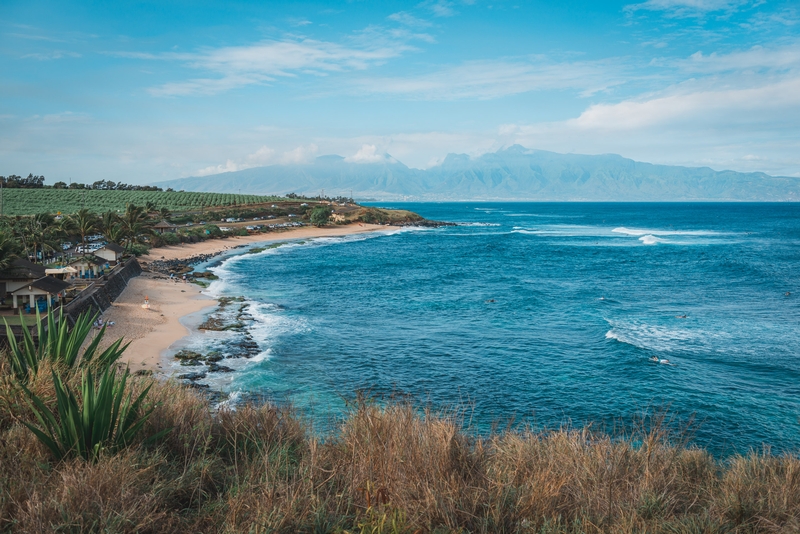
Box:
[625,0,758,17]
[115,29,426,96]
[388,11,433,27]
[675,43,800,73]
[418,0,457,17]
[22,50,81,60]
[352,57,631,100]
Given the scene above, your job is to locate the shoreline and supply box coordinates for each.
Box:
[139,223,396,263]
[102,223,398,372]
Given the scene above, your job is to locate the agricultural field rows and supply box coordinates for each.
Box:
[0,189,285,215]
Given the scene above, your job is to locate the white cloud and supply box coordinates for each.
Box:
[626,0,755,17]
[676,44,800,73]
[352,57,628,100]
[571,76,800,130]
[117,20,431,97]
[194,143,318,175]
[496,68,800,176]
[247,145,275,164]
[418,0,456,17]
[388,11,433,27]
[153,39,409,96]
[196,159,243,176]
[22,50,81,60]
[194,145,276,176]
[280,144,318,164]
[320,132,499,169]
[344,144,391,163]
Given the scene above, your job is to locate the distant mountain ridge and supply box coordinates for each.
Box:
[154,146,800,201]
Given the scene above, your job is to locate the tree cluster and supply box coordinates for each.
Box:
[0,174,46,188]
[52,180,162,191]
[285,191,354,203]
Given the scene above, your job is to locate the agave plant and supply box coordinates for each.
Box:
[22,366,166,461]
[3,309,127,383]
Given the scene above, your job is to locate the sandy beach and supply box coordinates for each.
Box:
[101,223,397,371]
[140,223,393,262]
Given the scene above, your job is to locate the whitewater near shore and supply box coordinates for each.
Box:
[99,223,396,371]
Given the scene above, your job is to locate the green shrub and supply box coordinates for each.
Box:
[22,366,166,461]
[3,310,127,383]
[310,205,333,226]
[204,224,222,237]
[161,232,180,246]
[128,243,150,256]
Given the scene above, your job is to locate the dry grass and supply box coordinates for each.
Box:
[1,371,799,533]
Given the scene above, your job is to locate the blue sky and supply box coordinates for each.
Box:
[1,0,799,183]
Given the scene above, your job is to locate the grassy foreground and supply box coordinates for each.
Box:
[1,362,799,533]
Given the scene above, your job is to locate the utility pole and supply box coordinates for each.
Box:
[1,179,4,217]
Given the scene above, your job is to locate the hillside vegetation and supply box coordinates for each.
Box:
[0,189,286,216]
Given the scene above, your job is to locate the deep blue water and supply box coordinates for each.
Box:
[179,203,800,454]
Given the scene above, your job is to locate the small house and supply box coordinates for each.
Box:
[0,258,46,304]
[95,242,125,264]
[67,255,109,279]
[152,220,177,234]
[45,266,78,280]
[10,276,70,313]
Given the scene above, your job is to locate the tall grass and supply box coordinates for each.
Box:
[1,313,798,532]
[3,310,126,383]
[1,374,799,533]
[22,366,165,461]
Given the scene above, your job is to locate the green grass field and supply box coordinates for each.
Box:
[0,189,285,216]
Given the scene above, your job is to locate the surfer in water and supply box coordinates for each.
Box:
[650,356,672,365]
[675,314,687,319]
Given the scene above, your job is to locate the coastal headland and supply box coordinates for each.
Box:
[100,223,398,372]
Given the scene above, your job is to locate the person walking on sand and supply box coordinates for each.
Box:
[142,295,150,309]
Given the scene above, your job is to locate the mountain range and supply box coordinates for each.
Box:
[154,145,800,201]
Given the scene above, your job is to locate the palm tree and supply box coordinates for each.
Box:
[121,204,150,251]
[99,210,122,243]
[69,208,98,253]
[30,213,57,264]
[52,215,76,265]
[105,223,126,245]
[0,231,18,271]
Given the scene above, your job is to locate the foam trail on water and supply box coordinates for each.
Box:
[639,235,663,245]
[613,227,723,237]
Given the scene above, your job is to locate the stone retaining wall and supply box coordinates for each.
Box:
[62,257,142,323]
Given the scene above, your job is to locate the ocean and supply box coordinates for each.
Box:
[176,203,800,455]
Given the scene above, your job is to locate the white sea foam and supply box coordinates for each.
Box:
[246,301,309,347]
[613,227,722,237]
[639,234,663,245]
[456,222,501,227]
[605,320,728,353]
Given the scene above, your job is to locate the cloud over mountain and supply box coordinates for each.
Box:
[154,145,800,201]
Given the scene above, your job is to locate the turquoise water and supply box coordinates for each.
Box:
[181,203,800,454]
